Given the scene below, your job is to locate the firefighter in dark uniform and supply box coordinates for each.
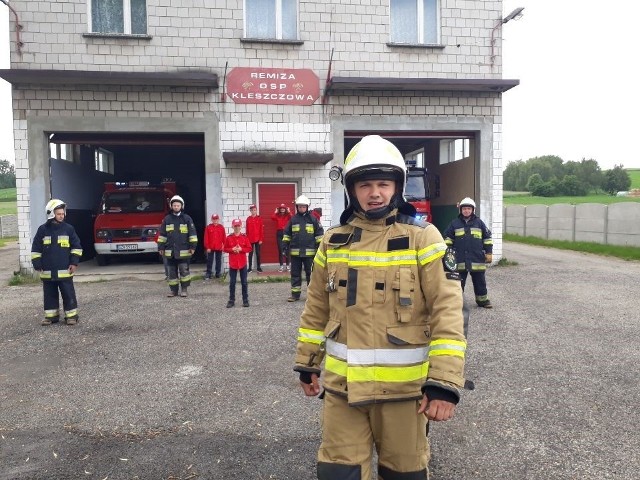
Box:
[157,195,198,297]
[294,135,466,479]
[443,197,493,308]
[31,199,83,325]
[282,195,324,302]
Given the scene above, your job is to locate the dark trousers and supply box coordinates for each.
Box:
[167,258,191,293]
[205,250,222,277]
[228,267,248,303]
[290,256,313,298]
[248,243,261,270]
[43,280,78,321]
[460,270,488,303]
[276,230,289,266]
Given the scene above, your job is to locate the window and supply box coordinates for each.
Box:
[49,143,79,163]
[440,138,471,164]
[390,0,439,45]
[95,148,115,174]
[89,0,147,34]
[245,0,298,40]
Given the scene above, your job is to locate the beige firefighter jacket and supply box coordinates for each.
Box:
[294,210,466,406]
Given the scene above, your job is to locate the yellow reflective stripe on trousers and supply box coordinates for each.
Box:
[429,339,466,359]
[325,356,429,383]
[65,308,78,317]
[326,249,418,267]
[179,275,192,283]
[44,309,59,318]
[314,249,327,267]
[298,327,325,345]
[418,242,447,265]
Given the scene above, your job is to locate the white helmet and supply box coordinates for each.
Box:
[294,195,311,206]
[459,197,476,212]
[46,199,66,220]
[170,195,184,208]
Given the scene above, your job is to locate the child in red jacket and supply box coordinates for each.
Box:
[223,219,252,307]
[271,203,292,271]
[203,214,226,279]
[245,204,264,273]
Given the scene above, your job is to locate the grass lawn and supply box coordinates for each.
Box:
[503,193,640,206]
[627,169,640,189]
[0,188,17,216]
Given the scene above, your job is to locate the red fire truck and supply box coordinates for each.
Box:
[93,180,176,266]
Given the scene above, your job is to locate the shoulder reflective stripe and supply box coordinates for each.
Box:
[166,225,174,231]
[454,229,465,236]
[429,339,466,359]
[298,327,325,344]
[31,252,42,259]
[314,250,327,267]
[71,249,83,256]
[325,356,429,383]
[58,235,69,242]
[180,225,189,233]
[326,339,428,365]
[418,242,447,265]
[43,236,51,245]
[292,225,301,232]
[305,225,314,233]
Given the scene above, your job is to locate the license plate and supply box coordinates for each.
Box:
[116,244,138,251]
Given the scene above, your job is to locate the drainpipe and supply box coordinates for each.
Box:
[0,0,24,58]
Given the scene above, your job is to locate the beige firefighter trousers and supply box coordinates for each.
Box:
[317,392,430,480]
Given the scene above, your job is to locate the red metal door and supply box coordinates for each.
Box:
[257,183,297,263]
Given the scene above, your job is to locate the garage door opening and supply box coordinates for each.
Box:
[48,132,206,268]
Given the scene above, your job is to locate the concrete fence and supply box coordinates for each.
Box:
[0,214,18,238]
[504,203,640,247]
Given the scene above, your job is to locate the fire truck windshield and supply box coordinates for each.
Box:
[405,175,427,201]
[102,191,166,214]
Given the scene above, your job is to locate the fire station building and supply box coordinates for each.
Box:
[1,0,518,271]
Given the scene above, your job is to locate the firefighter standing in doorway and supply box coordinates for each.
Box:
[443,197,493,308]
[282,195,324,302]
[294,135,466,479]
[31,199,83,325]
[157,195,198,297]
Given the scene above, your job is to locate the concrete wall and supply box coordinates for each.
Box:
[504,203,640,247]
[0,215,18,237]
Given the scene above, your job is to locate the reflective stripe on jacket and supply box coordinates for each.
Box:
[294,210,466,406]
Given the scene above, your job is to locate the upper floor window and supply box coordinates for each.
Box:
[89,0,147,34]
[95,148,115,174]
[245,0,298,40]
[390,0,439,45]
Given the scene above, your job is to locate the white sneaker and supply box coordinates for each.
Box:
[278,265,285,272]
[286,265,291,271]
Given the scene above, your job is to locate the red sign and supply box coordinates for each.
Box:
[226,67,320,105]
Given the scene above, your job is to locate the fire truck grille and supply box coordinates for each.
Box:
[112,229,143,238]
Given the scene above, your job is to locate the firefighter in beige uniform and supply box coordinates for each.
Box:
[294,135,467,480]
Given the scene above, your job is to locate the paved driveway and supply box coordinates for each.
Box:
[0,242,638,479]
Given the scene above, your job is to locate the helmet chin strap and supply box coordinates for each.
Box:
[353,194,401,220]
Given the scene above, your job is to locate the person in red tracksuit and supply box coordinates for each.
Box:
[271,203,292,272]
[223,219,252,308]
[245,204,264,272]
[203,213,226,279]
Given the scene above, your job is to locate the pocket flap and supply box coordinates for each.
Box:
[387,324,430,345]
[323,320,341,339]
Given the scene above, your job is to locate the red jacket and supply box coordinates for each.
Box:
[245,215,264,243]
[223,233,252,269]
[271,210,292,230]
[203,223,226,251]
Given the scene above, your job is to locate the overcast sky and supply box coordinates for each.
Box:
[2,2,639,170]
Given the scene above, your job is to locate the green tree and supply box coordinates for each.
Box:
[558,174,588,196]
[526,173,544,193]
[0,159,16,189]
[603,165,631,195]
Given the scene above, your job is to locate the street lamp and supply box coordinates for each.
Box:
[491,7,524,67]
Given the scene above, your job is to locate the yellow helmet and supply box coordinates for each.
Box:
[46,199,66,220]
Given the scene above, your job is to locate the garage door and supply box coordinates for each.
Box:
[257,183,297,263]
